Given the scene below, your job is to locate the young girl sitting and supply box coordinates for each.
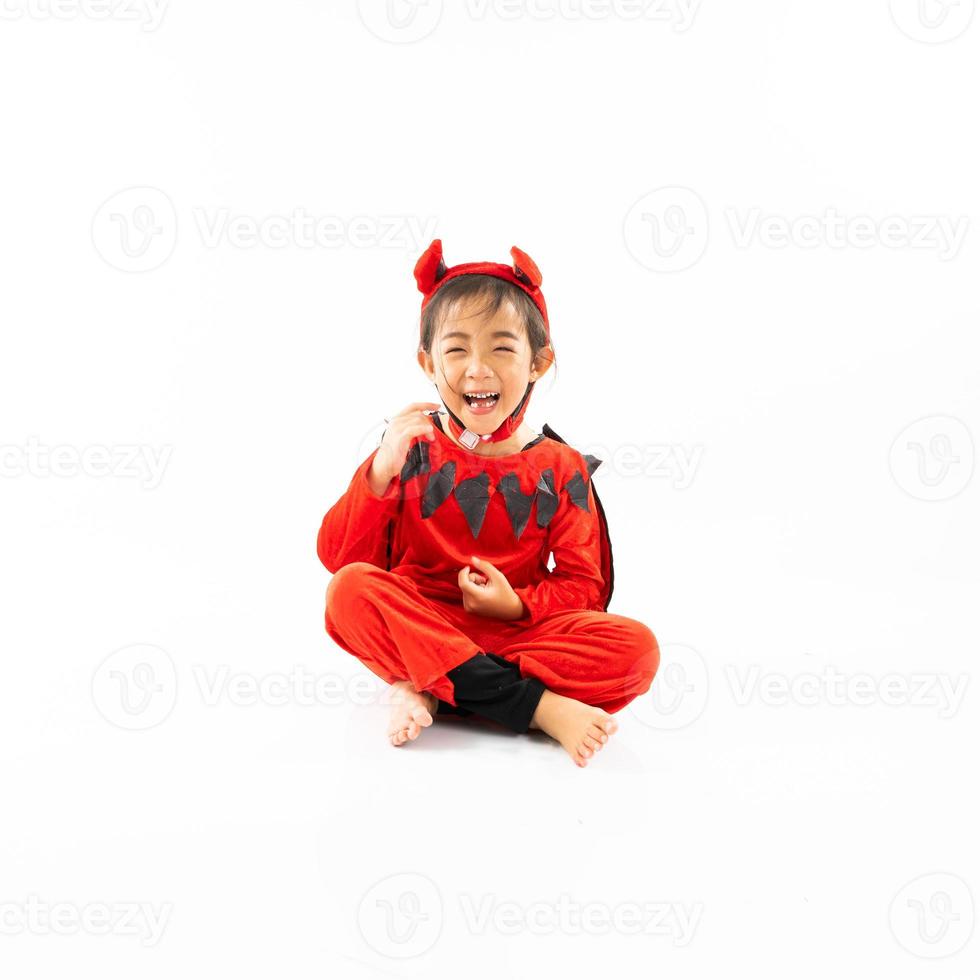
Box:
[317,239,659,767]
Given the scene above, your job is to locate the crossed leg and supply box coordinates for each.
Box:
[490,607,660,765]
[324,562,660,765]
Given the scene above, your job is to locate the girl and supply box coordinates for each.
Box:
[317,239,659,767]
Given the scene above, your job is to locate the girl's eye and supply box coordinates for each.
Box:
[445,348,515,353]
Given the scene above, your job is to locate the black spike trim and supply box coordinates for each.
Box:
[583,454,603,479]
[497,472,535,540]
[399,438,431,483]
[534,468,559,528]
[562,470,590,512]
[422,461,456,519]
[454,472,491,539]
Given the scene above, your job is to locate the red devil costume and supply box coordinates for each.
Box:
[317,240,659,733]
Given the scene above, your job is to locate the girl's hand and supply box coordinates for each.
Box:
[457,556,525,621]
[371,402,441,490]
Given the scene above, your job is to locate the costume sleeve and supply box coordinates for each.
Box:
[316,447,400,574]
[509,473,605,625]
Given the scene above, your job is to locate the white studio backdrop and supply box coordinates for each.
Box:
[1,1,978,978]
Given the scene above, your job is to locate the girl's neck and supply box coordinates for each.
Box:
[438,413,537,457]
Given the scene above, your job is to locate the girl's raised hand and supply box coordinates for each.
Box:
[372,402,441,487]
[457,556,525,621]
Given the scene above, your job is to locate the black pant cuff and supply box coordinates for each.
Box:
[436,699,474,717]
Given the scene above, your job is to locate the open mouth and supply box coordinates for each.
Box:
[463,391,500,414]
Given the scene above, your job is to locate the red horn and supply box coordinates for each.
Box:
[510,246,542,289]
[414,238,447,295]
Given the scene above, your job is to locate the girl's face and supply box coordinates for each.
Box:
[418,294,551,432]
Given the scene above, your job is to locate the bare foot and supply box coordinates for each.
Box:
[387,680,437,747]
[529,689,618,767]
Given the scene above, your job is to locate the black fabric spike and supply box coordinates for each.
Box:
[583,454,603,479]
[534,468,559,528]
[454,472,491,538]
[497,472,535,540]
[562,470,590,512]
[421,461,456,519]
[399,438,431,483]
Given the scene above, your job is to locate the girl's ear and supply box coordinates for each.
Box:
[416,347,436,380]
[531,345,554,381]
[414,238,448,295]
[510,246,543,288]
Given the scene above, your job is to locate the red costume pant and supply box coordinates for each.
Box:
[324,562,660,714]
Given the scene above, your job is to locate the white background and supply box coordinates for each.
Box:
[1,0,978,976]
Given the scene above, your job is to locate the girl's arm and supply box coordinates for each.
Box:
[316,448,401,573]
[509,474,605,625]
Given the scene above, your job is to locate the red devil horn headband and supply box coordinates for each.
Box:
[413,239,550,335]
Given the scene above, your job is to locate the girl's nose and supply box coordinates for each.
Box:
[465,353,495,376]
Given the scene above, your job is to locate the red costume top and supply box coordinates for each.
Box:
[316,414,615,626]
